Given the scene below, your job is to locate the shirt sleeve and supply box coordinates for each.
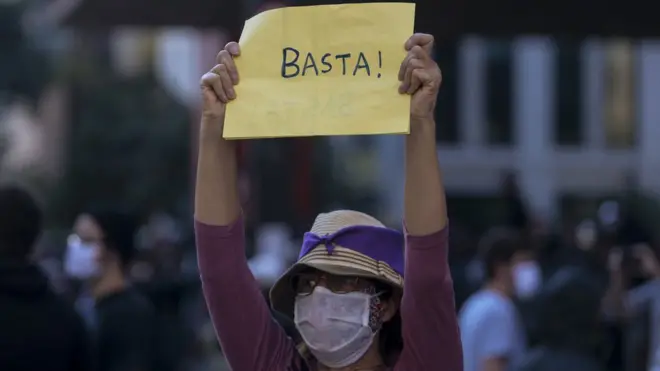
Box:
[395,226,463,371]
[195,217,303,371]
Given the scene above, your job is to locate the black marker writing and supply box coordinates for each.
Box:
[353,52,370,76]
[377,51,382,78]
[335,53,351,75]
[280,48,382,79]
[282,47,300,78]
[320,53,332,73]
[302,53,319,76]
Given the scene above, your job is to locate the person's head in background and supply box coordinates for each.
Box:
[531,267,605,357]
[0,185,42,262]
[64,207,138,298]
[480,228,541,299]
[137,212,182,278]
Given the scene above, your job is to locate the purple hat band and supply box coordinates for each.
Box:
[299,225,405,277]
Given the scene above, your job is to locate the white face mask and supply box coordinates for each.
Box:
[513,261,542,299]
[294,286,376,368]
[64,235,100,280]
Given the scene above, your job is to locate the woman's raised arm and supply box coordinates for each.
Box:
[401,34,448,236]
[195,42,241,226]
[194,42,301,371]
[395,34,462,371]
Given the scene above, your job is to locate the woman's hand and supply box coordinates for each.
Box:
[398,33,442,123]
[199,41,241,137]
[400,33,447,235]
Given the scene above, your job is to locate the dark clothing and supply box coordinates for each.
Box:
[95,287,158,371]
[515,347,604,371]
[0,261,92,371]
[138,278,187,371]
[517,267,606,371]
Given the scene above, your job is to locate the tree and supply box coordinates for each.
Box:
[0,3,50,106]
[50,62,191,226]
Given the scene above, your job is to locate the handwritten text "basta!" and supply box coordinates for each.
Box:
[281,48,383,79]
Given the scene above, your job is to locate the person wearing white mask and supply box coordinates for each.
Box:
[248,223,295,289]
[194,34,462,371]
[459,228,528,371]
[512,250,543,300]
[64,208,158,371]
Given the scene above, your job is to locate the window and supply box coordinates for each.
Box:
[554,39,582,145]
[603,39,636,148]
[434,41,458,143]
[485,39,513,145]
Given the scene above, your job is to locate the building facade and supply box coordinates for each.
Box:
[375,37,660,222]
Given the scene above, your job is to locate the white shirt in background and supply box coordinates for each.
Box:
[459,289,526,371]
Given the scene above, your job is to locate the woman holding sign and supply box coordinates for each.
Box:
[195,33,462,371]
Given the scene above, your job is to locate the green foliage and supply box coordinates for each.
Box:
[49,66,191,226]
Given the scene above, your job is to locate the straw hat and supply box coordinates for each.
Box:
[269,210,404,319]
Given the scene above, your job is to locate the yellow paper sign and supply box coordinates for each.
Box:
[223,3,416,139]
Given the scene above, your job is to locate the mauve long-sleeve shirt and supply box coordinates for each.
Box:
[195,217,463,371]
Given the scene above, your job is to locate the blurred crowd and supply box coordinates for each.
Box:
[1,172,658,371]
[453,176,660,371]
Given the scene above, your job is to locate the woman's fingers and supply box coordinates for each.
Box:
[225,41,241,57]
[404,58,425,94]
[209,64,235,101]
[216,49,239,85]
[405,33,434,54]
[399,45,434,94]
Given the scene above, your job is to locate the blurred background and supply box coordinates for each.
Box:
[1,0,659,370]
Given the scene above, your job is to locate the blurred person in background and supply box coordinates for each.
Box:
[511,247,542,301]
[64,208,158,371]
[194,34,462,371]
[0,185,91,371]
[248,223,296,298]
[459,228,527,371]
[604,244,660,371]
[598,195,658,371]
[541,218,609,291]
[134,212,187,371]
[515,267,606,371]
[502,173,530,234]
